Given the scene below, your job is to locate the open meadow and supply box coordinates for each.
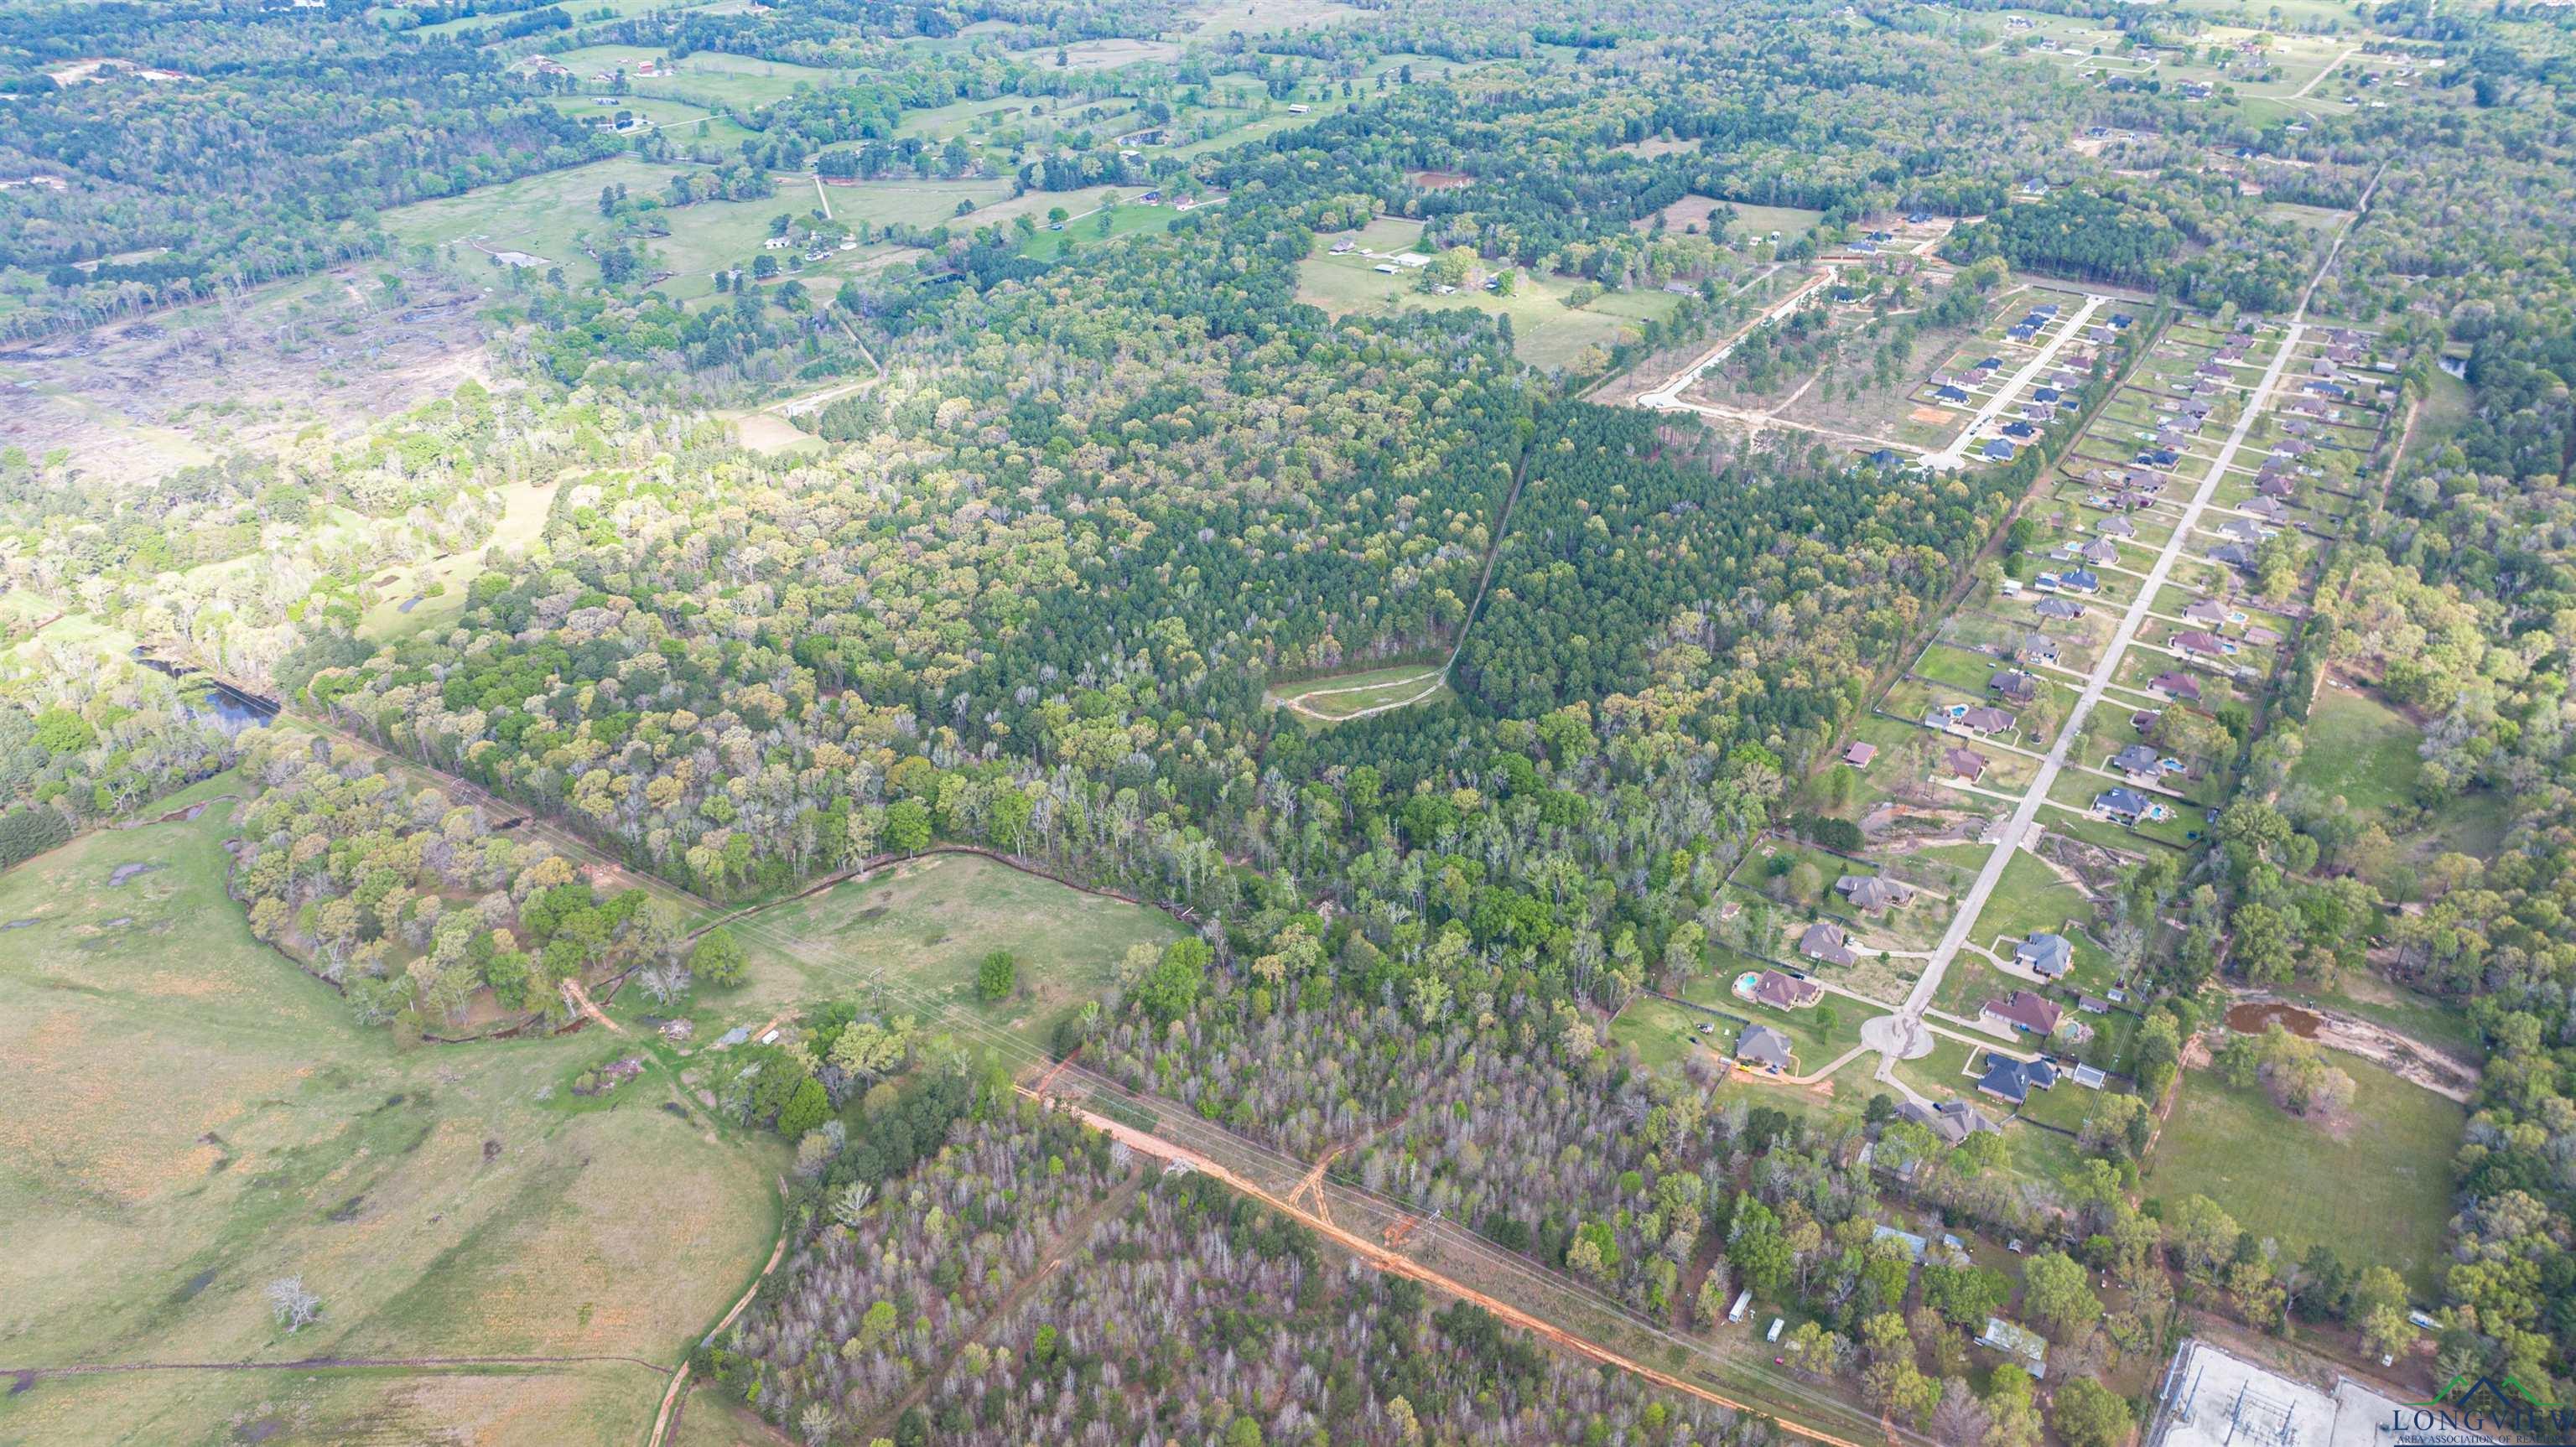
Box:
[2144,1055,2463,1296]
[701,851,1186,1055]
[0,778,779,1445]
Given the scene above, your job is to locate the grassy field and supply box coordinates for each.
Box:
[2289,687,2419,814]
[705,852,1185,1054]
[1296,234,1680,371]
[0,777,778,1444]
[544,44,846,108]
[384,158,1011,302]
[2146,1055,2461,1296]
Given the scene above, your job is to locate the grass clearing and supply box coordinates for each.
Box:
[710,852,1186,1053]
[2146,1055,2460,1296]
[0,790,776,1444]
[2288,687,2419,815]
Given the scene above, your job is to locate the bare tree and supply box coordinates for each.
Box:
[267,1277,322,1333]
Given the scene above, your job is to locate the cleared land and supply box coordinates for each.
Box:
[0,781,777,1445]
[2145,1055,2462,1295]
[709,852,1186,1051]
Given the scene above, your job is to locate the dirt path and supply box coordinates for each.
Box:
[2226,988,2479,1103]
[561,977,625,1034]
[1026,1086,1890,1447]
[647,1181,792,1447]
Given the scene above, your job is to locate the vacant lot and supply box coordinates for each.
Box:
[713,852,1185,1052]
[2146,1055,2461,1296]
[0,780,776,1445]
[2289,687,2419,815]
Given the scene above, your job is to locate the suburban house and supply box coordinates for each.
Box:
[1841,741,1877,768]
[2075,538,2120,566]
[1982,439,2016,462]
[2034,596,2086,621]
[1737,1024,1796,1073]
[1800,921,1858,967]
[1945,746,1991,782]
[1836,874,1916,913]
[2174,629,2231,658]
[2150,672,2202,703]
[1753,969,1825,1009]
[2209,542,2258,569]
[1956,706,2015,736]
[2112,743,2164,779]
[1987,669,2039,704]
[2181,599,2227,627]
[2242,496,2289,522]
[2018,633,2060,667]
[1935,385,1971,403]
[1982,990,2064,1037]
[1899,1098,2002,1148]
[2015,932,2073,980]
[2056,568,2101,594]
[1976,1052,2060,1102]
[2098,516,2136,538]
[2096,786,2159,824]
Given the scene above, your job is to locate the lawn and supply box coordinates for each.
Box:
[707,851,1186,1055]
[2145,1056,2462,1297]
[0,783,778,1444]
[359,473,558,641]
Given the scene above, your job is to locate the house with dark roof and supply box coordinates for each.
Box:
[2002,420,2037,441]
[1899,1098,2002,1148]
[1976,1053,2060,1102]
[2015,932,2073,979]
[2095,786,2154,823]
[2032,386,2060,403]
[1935,385,1971,403]
[2150,672,2202,702]
[1753,969,1824,1009]
[1982,439,2016,462]
[1945,747,1990,783]
[1981,991,2064,1037]
[1737,1024,1796,1072]
[2174,629,2231,658]
[2209,542,2257,568]
[1988,669,2039,704]
[1955,706,2016,736]
[2057,568,2101,594]
[1837,874,1916,913]
[1800,922,1857,967]
[2112,743,2163,779]
[2034,596,2086,620]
